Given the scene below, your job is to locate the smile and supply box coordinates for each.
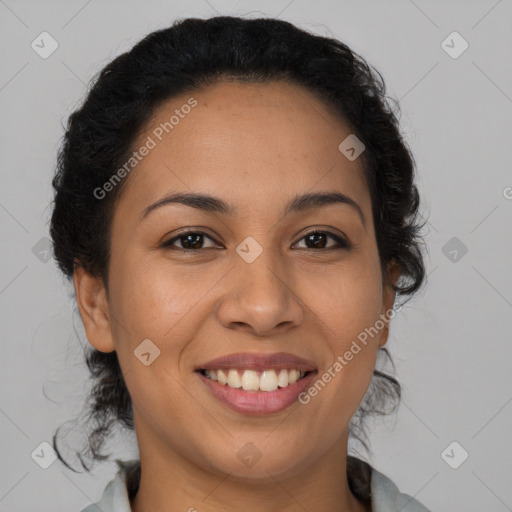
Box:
[199,368,308,391]
[196,368,318,415]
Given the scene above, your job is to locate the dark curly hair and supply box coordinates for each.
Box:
[49,15,427,494]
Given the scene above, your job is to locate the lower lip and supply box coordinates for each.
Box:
[197,371,318,415]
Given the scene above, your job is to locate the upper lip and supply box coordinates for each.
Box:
[195,352,318,372]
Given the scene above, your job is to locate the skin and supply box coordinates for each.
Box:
[74,80,399,512]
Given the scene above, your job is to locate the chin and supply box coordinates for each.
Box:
[209,447,314,482]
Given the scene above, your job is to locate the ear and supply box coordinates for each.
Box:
[378,260,400,348]
[73,266,115,353]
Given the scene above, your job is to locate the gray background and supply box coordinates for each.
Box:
[1,0,511,511]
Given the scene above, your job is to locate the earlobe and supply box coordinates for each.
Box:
[73,266,115,353]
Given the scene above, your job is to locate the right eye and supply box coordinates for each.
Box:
[161,230,221,251]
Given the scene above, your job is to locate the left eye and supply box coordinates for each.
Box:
[293,231,350,250]
[162,230,350,251]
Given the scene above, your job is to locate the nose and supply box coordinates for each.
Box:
[216,253,304,337]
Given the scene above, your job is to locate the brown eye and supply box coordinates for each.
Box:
[294,230,350,250]
[161,229,350,252]
[162,231,219,250]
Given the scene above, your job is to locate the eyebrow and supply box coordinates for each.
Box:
[140,191,366,227]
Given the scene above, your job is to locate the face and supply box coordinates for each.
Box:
[76,80,397,482]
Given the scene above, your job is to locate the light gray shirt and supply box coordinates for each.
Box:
[81,459,431,512]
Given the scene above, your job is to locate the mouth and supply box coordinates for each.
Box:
[195,367,319,415]
[197,367,314,391]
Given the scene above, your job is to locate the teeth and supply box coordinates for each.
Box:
[217,369,227,385]
[288,369,300,383]
[260,370,278,391]
[241,370,260,391]
[227,369,242,388]
[203,368,307,391]
[277,369,288,387]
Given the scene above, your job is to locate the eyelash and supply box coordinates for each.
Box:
[161,229,351,252]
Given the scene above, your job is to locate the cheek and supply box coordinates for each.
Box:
[305,268,385,466]
[106,259,212,421]
[107,256,223,359]
[302,249,384,395]
[308,253,384,343]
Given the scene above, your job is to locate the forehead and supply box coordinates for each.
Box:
[116,80,370,222]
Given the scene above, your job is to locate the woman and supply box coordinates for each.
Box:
[50,15,430,512]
